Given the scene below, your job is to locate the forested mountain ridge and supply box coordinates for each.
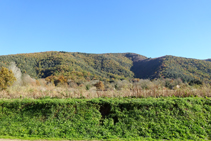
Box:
[206,59,211,62]
[0,52,145,81]
[158,56,211,82]
[0,51,211,83]
[130,55,211,82]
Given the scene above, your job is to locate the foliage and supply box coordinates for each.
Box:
[129,55,211,84]
[86,84,91,90]
[0,51,138,81]
[189,79,203,86]
[113,80,132,90]
[131,58,162,79]
[0,97,211,140]
[159,56,211,83]
[55,75,67,86]
[135,79,153,89]
[1,52,211,84]
[94,81,105,91]
[0,67,16,90]
[45,75,57,85]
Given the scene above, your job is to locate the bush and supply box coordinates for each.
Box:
[55,75,68,86]
[164,79,173,89]
[94,81,105,91]
[0,98,210,140]
[0,67,16,90]
[86,84,91,90]
[114,80,131,90]
[135,79,154,89]
[189,79,203,86]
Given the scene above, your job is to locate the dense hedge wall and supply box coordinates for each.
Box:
[0,97,211,140]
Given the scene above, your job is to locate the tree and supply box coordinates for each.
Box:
[0,67,16,90]
[189,79,203,86]
[56,75,67,86]
[94,81,104,91]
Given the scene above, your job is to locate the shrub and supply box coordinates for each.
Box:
[45,75,56,85]
[86,84,91,90]
[189,79,203,86]
[164,79,174,89]
[135,79,154,89]
[68,81,78,88]
[94,81,105,91]
[152,79,165,89]
[0,67,16,90]
[114,80,131,90]
[55,75,67,86]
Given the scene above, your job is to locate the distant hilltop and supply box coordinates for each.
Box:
[0,51,211,83]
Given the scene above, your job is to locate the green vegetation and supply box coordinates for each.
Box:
[206,59,211,62]
[0,52,141,81]
[0,97,211,140]
[94,81,105,91]
[130,55,211,83]
[1,52,211,84]
[159,56,211,83]
[1,52,211,141]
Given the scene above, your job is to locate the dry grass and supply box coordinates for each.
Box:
[0,84,211,99]
[6,63,209,99]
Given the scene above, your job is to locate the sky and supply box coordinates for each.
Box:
[0,0,211,59]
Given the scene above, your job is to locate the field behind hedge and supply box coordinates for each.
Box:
[0,97,211,140]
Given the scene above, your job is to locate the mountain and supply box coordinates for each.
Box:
[133,55,211,82]
[0,51,211,83]
[206,59,211,62]
[0,51,146,81]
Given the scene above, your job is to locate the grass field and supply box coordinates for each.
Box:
[1,83,211,99]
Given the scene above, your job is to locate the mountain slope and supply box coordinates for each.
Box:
[0,51,146,80]
[132,55,211,82]
[206,59,211,62]
[0,51,211,83]
[159,56,211,82]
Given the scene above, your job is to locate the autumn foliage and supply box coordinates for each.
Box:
[94,81,105,91]
[0,67,16,90]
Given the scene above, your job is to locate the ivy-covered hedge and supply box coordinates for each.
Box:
[0,97,211,140]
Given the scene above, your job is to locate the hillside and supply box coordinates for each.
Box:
[132,55,211,82]
[0,51,146,81]
[159,56,211,82]
[0,51,211,83]
[206,59,211,62]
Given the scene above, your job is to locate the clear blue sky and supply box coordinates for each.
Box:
[0,0,211,59]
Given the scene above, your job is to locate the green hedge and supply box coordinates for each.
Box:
[0,97,211,140]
